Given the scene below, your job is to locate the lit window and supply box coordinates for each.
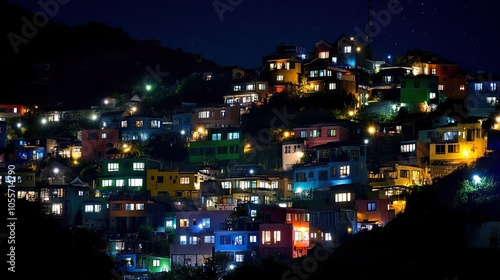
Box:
[125,204,135,211]
[108,163,119,172]
[236,254,244,262]
[367,202,376,211]
[136,203,144,210]
[344,46,352,53]
[318,51,329,59]
[121,120,128,128]
[179,219,189,227]
[233,85,241,91]
[52,204,63,215]
[128,178,143,187]
[262,231,271,244]
[204,236,215,243]
[277,75,284,81]
[212,133,222,141]
[102,179,112,187]
[101,133,108,139]
[246,84,255,91]
[150,120,161,128]
[325,232,332,241]
[198,111,210,118]
[201,218,210,228]
[340,165,350,176]
[189,236,198,244]
[180,236,187,245]
[327,129,336,137]
[274,231,281,243]
[335,192,351,202]
[94,204,102,212]
[329,83,336,90]
[250,235,257,243]
[152,259,160,267]
[180,177,190,184]
[133,162,145,171]
[258,83,266,90]
[85,205,94,212]
[227,132,240,140]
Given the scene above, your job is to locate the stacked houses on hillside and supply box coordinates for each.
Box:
[1,33,500,279]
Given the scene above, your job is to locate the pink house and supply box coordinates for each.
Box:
[81,128,120,161]
[293,122,352,149]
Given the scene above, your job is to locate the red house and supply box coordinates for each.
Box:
[293,122,352,149]
[81,128,120,161]
[259,206,310,260]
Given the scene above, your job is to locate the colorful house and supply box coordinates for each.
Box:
[213,229,259,266]
[292,122,353,149]
[98,157,163,198]
[400,74,439,113]
[466,77,500,118]
[258,206,310,260]
[170,210,233,267]
[115,253,170,277]
[146,168,203,200]
[429,121,487,178]
[293,140,368,193]
[81,128,120,161]
[188,127,244,164]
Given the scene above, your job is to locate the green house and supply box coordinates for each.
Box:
[115,253,171,275]
[189,128,244,164]
[400,74,439,112]
[98,157,162,197]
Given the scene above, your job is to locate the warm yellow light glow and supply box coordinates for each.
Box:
[368,126,375,135]
[349,110,354,116]
[284,131,290,138]
[496,116,500,123]
[463,150,469,158]
[356,47,361,52]
[297,151,304,159]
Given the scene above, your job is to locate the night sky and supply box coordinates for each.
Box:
[11,0,499,74]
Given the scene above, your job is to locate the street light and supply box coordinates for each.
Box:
[473,175,481,185]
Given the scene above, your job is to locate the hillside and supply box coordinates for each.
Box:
[1,0,220,109]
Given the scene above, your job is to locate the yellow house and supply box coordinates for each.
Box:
[369,164,425,187]
[429,122,487,178]
[146,169,203,199]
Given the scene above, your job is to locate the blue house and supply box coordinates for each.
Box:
[214,230,259,266]
[293,140,368,194]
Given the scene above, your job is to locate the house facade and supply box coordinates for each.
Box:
[400,74,439,113]
[466,78,500,118]
[189,127,244,164]
[98,157,163,198]
[81,128,120,161]
[146,169,203,200]
[429,122,487,178]
[170,210,233,267]
[293,141,368,193]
